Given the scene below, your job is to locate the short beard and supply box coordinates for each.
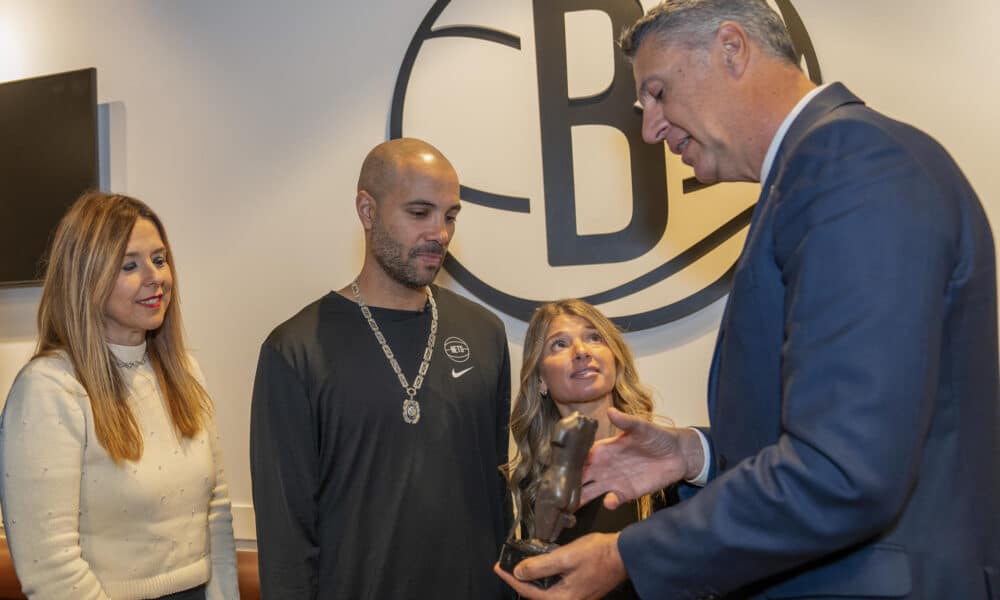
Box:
[371,216,444,289]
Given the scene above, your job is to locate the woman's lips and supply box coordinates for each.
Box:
[138,294,163,308]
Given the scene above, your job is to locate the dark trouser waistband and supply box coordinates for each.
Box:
[155,583,207,600]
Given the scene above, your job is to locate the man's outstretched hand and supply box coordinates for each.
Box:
[579,408,705,509]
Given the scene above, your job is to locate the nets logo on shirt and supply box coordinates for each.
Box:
[443,337,472,363]
[391,0,821,331]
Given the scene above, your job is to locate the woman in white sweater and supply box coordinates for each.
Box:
[0,192,239,599]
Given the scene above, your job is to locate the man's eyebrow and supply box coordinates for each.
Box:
[404,200,435,208]
[637,79,652,98]
[404,199,462,212]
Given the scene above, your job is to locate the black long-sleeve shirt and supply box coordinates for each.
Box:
[251,286,512,599]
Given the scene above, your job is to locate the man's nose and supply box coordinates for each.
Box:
[642,107,670,145]
[427,218,451,246]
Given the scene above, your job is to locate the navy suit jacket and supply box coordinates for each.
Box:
[619,84,1000,599]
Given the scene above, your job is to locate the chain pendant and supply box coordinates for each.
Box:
[402,398,421,424]
[351,280,436,426]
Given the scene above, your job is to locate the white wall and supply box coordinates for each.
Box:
[1,0,998,542]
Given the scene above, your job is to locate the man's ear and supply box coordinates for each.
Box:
[357,190,376,231]
[717,21,750,77]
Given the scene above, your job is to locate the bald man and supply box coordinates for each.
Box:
[251,138,513,599]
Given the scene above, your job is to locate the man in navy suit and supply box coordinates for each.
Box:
[496,1,999,598]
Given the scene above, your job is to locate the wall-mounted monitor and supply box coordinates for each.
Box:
[0,68,99,287]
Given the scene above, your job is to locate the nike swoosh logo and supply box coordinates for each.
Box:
[451,366,474,378]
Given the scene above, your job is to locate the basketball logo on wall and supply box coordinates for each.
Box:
[391,0,821,331]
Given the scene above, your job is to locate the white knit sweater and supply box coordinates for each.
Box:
[0,343,239,599]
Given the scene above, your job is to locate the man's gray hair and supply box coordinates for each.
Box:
[620,0,798,66]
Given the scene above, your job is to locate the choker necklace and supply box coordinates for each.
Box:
[351,281,438,425]
[112,353,148,370]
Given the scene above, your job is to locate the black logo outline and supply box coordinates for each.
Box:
[390,0,820,331]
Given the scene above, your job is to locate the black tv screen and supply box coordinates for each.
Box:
[0,68,99,286]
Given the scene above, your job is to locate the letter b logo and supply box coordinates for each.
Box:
[533,0,666,266]
[390,0,820,330]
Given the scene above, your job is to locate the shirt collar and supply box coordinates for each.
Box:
[759,82,831,183]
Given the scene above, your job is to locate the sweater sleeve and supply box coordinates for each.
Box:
[204,415,240,600]
[186,356,239,600]
[0,362,110,600]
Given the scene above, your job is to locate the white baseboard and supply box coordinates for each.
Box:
[232,503,256,543]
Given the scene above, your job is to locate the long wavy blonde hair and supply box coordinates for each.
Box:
[35,191,209,463]
[503,299,659,539]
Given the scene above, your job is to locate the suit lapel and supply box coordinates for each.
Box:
[706,83,865,419]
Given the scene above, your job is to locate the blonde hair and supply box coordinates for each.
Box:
[35,191,208,463]
[503,299,660,539]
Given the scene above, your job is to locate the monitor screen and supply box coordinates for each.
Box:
[0,68,99,286]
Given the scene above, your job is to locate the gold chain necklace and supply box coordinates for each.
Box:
[351,281,438,424]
